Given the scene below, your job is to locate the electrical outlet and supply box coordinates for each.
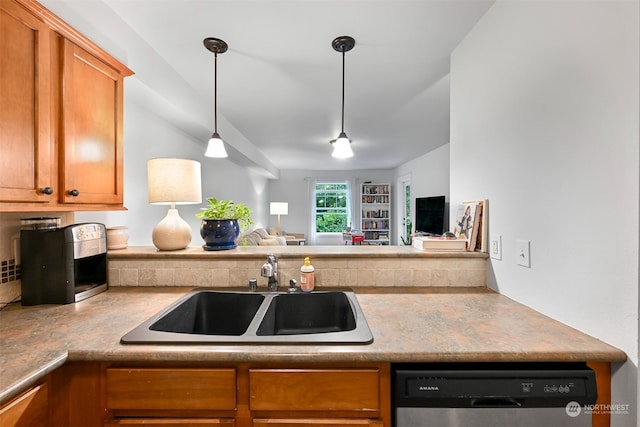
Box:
[11,235,20,265]
[490,234,502,260]
[516,239,531,268]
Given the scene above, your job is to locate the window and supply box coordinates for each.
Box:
[314,182,350,233]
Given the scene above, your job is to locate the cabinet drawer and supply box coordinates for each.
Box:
[253,419,383,426]
[105,419,235,426]
[106,368,236,410]
[0,382,49,427]
[249,369,379,411]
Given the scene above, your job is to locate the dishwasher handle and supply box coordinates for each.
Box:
[471,398,523,408]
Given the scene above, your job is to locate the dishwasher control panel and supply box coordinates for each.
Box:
[394,362,597,408]
[406,377,587,398]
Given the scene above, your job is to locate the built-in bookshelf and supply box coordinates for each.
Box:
[361,183,390,245]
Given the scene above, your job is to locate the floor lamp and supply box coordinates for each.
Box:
[270,202,288,236]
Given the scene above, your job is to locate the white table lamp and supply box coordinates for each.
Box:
[270,202,288,236]
[148,158,202,250]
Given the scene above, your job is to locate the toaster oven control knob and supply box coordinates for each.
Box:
[68,189,79,197]
[40,187,53,195]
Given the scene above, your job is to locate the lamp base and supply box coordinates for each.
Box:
[152,208,192,251]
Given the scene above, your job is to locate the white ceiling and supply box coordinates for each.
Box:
[41,0,494,173]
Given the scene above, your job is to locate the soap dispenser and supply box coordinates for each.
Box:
[300,257,315,292]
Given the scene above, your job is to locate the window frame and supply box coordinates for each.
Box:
[312,181,351,235]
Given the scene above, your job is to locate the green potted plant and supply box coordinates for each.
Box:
[196,198,253,251]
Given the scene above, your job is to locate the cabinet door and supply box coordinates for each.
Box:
[0,1,54,204]
[0,382,49,427]
[60,38,124,205]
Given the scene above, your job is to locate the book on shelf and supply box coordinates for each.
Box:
[412,236,467,251]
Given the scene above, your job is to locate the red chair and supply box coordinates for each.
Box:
[343,232,365,245]
[352,234,365,245]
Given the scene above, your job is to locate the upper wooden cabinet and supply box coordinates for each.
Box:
[0,0,133,211]
[59,39,125,205]
[0,0,54,205]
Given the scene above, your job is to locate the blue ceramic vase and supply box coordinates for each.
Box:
[200,219,240,251]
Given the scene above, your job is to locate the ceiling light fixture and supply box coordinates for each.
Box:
[203,37,229,158]
[331,35,355,159]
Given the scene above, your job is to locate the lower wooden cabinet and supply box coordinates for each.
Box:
[101,363,390,427]
[106,368,237,412]
[248,368,386,426]
[0,381,49,427]
[249,369,380,412]
[253,419,383,426]
[104,419,235,426]
[36,361,390,426]
[5,361,614,427]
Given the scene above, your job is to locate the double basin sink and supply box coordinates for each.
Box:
[121,288,373,344]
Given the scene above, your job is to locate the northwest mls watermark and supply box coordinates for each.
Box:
[566,401,630,417]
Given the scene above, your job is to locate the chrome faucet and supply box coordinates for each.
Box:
[261,254,278,291]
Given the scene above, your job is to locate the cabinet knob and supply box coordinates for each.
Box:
[68,189,79,197]
[40,187,53,195]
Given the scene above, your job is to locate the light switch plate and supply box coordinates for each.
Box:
[490,234,502,260]
[516,239,531,268]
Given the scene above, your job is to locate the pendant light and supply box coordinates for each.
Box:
[331,36,355,159]
[203,37,229,158]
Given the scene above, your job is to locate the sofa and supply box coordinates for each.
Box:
[239,228,305,246]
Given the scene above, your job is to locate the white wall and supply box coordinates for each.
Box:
[395,143,450,200]
[450,1,639,425]
[268,169,394,244]
[76,96,270,246]
[395,143,451,233]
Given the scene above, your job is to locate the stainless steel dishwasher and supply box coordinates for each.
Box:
[393,362,597,427]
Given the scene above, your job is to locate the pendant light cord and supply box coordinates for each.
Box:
[214,52,218,134]
[341,47,346,134]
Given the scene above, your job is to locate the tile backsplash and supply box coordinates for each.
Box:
[1,259,19,284]
[0,212,74,308]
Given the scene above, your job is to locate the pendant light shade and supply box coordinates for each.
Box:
[331,36,355,159]
[203,37,228,158]
[332,132,353,158]
[205,132,227,158]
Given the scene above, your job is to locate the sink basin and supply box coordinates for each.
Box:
[257,292,356,336]
[121,289,373,344]
[149,291,265,336]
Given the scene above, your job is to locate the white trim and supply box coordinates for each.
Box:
[396,173,412,245]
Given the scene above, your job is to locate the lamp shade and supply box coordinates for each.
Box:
[270,202,289,216]
[147,158,202,204]
[331,133,354,158]
[205,133,228,158]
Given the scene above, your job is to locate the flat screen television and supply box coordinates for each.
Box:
[415,195,446,235]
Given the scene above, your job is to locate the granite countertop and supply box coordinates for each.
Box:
[108,245,490,259]
[0,286,626,403]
